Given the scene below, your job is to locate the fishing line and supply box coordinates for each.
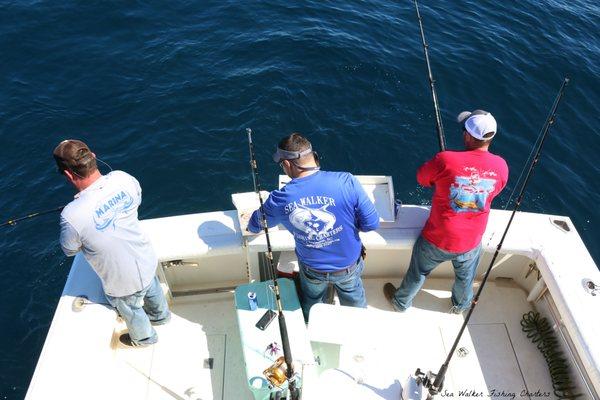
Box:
[503,82,570,211]
[502,99,560,210]
[483,85,571,273]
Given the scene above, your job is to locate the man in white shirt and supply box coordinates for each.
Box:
[54,139,170,347]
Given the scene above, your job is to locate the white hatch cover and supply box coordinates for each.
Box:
[279,174,396,223]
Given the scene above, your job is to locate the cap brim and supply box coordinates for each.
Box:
[457,111,472,124]
[272,151,281,163]
[272,146,313,163]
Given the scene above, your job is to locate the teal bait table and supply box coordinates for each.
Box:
[234,278,314,399]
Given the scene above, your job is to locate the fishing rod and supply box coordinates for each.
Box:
[409,77,570,399]
[246,128,299,399]
[1,206,65,228]
[1,158,113,229]
[414,0,446,151]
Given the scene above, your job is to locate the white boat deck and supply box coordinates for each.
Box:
[113,292,250,400]
[305,278,553,399]
[113,276,552,400]
[26,201,600,399]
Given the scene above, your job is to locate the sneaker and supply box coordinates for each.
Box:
[449,305,468,315]
[383,283,405,313]
[118,333,153,348]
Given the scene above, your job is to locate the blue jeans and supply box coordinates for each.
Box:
[299,257,367,319]
[393,235,482,311]
[105,276,171,345]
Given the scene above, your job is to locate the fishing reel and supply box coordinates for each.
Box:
[264,357,301,400]
[402,368,443,400]
[264,356,287,387]
[264,356,296,388]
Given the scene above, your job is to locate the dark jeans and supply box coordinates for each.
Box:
[393,235,482,311]
[299,258,367,319]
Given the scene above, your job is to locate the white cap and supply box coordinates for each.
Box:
[457,110,497,141]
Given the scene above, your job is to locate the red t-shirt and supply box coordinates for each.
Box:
[418,150,509,253]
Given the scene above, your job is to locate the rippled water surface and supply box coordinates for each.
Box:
[0,1,598,397]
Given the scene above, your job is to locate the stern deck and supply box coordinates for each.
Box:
[113,277,552,399]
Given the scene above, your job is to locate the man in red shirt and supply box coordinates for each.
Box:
[384,110,509,313]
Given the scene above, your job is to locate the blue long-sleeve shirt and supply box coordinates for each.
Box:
[248,171,379,272]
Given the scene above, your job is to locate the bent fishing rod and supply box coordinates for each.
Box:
[1,206,65,228]
[414,0,446,151]
[414,77,570,399]
[246,128,298,399]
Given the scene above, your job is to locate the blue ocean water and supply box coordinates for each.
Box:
[0,0,598,397]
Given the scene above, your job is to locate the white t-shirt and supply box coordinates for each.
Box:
[59,171,157,297]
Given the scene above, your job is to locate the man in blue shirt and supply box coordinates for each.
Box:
[248,133,379,319]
